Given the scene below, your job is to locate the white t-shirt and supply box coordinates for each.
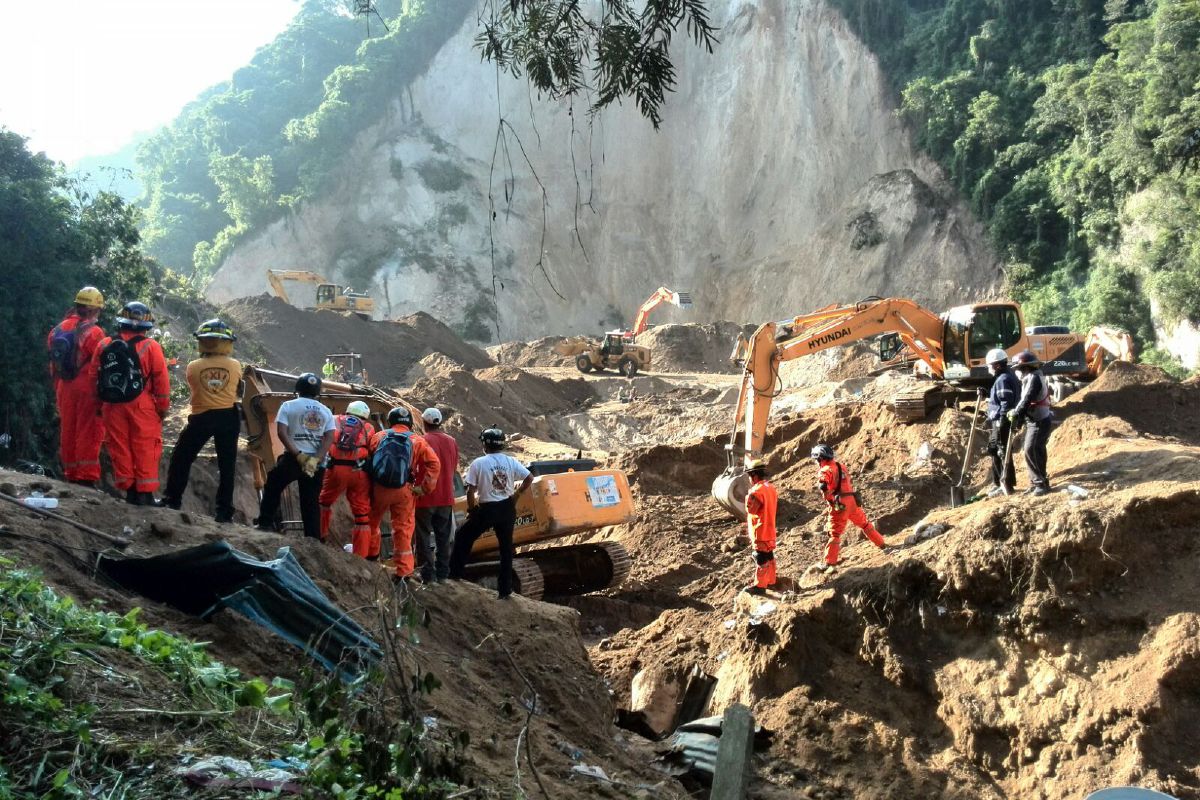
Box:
[465,452,531,503]
[276,398,335,455]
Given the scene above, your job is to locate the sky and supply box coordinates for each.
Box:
[0,0,302,165]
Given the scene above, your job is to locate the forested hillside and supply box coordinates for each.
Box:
[830,0,1200,369]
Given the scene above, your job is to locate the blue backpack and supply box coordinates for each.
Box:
[48,320,92,380]
[370,431,412,488]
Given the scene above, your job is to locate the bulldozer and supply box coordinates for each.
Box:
[713,297,1134,518]
[557,286,692,377]
[266,270,375,320]
[240,366,633,599]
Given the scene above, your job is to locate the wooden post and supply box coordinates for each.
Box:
[709,703,755,800]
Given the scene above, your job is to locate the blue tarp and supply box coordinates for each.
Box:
[100,540,381,680]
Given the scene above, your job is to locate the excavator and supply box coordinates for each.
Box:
[712,297,1133,518]
[266,270,375,320]
[557,286,693,377]
[240,366,633,599]
[621,286,694,340]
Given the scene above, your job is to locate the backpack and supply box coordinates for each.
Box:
[370,431,412,488]
[97,337,146,403]
[48,320,91,380]
[331,416,369,459]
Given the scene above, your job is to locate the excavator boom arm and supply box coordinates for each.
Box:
[631,287,693,336]
[267,270,330,306]
[1084,326,1135,375]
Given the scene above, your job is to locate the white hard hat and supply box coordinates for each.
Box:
[421,407,443,425]
[985,348,1009,365]
[346,401,371,419]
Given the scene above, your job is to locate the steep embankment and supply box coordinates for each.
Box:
[207,0,995,341]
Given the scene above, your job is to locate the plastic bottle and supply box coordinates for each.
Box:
[23,492,59,510]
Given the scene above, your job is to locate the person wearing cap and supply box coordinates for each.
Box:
[1006,350,1054,496]
[96,301,170,506]
[47,286,107,487]
[414,407,459,583]
[448,428,532,599]
[367,407,440,573]
[255,373,335,537]
[985,348,1020,497]
[162,319,243,521]
[812,443,886,572]
[318,400,375,546]
[742,459,778,595]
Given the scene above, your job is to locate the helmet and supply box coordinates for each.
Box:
[74,286,104,309]
[387,406,414,427]
[116,301,155,331]
[811,444,835,461]
[746,458,768,475]
[421,407,443,425]
[194,318,237,341]
[346,401,371,420]
[985,348,1008,366]
[480,427,506,446]
[295,373,322,397]
[1012,350,1040,369]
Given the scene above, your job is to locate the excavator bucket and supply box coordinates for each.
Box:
[711,467,750,521]
[672,291,694,309]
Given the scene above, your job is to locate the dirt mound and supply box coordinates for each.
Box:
[221,295,493,388]
[778,341,882,388]
[0,469,681,798]
[636,321,754,374]
[1059,361,1200,444]
[488,336,572,368]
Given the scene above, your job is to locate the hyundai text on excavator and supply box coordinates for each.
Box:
[712,297,1133,517]
[240,366,633,598]
[266,270,375,320]
[556,286,692,377]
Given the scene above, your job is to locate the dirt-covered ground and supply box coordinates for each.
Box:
[8,300,1200,798]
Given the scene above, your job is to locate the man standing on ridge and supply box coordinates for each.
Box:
[367,406,440,574]
[985,348,1020,497]
[162,319,242,522]
[319,400,375,548]
[742,459,778,595]
[1007,350,1054,496]
[448,428,532,600]
[813,443,887,573]
[96,302,170,506]
[47,286,107,487]
[255,373,335,537]
[414,407,459,584]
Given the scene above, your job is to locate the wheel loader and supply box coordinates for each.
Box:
[240,366,633,599]
[556,332,651,377]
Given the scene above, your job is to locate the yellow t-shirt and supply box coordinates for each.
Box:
[186,354,242,414]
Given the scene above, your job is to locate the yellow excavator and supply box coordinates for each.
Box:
[713,297,1133,517]
[266,270,375,320]
[240,366,633,599]
[557,286,693,376]
[622,286,694,340]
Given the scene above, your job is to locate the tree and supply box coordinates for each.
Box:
[475,0,719,128]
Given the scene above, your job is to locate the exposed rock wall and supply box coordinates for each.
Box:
[208,0,998,341]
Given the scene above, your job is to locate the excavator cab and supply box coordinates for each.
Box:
[941,303,1024,380]
[877,332,904,363]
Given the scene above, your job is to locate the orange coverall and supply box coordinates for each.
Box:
[746,478,778,589]
[319,414,375,546]
[47,312,106,482]
[367,425,440,573]
[98,332,170,493]
[818,459,884,565]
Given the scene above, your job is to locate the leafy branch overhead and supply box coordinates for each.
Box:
[476,0,719,127]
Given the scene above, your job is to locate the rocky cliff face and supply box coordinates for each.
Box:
[207,0,998,342]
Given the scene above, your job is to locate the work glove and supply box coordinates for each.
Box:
[754,550,775,566]
[1006,410,1019,423]
[297,454,319,478]
[833,501,846,513]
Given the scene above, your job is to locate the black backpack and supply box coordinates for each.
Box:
[48,320,92,380]
[97,336,146,403]
[370,431,412,488]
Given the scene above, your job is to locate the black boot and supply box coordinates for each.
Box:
[137,492,163,507]
[125,488,138,505]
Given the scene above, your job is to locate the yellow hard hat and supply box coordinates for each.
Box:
[74,286,104,309]
[746,459,769,474]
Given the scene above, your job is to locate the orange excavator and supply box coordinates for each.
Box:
[712,297,1133,517]
[621,286,693,340]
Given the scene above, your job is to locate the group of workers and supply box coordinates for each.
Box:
[741,348,1056,594]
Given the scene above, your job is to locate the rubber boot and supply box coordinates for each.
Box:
[138,492,163,507]
[125,487,138,505]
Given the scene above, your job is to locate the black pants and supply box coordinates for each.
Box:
[448,498,516,597]
[1023,417,1052,490]
[415,506,455,582]
[257,452,324,539]
[988,419,1016,492]
[164,407,240,520]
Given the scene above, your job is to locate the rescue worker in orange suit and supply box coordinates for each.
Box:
[97,302,170,505]
[319,400,375,549]
[47,286,107,487]
[813,444,887,572]
[742,459,778,596]
[367,406,440,576]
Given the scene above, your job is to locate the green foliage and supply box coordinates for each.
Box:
[138,0,477,275]
[455,296,498,342]
[831,0,1200,364]
[847,209,885,249]
[0,129,152,468]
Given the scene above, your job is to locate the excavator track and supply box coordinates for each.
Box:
[518,541,632,597]
[892,385,941,422]
[462,558,546,601]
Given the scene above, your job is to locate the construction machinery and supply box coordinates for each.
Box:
[323,353,369,384]
[266,270,375,319]
[713,297,1133,517]
[556,333,651,377]
[621,286,694,340]
[240,367,633,599]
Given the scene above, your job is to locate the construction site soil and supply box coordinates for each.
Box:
[8,307,1200,798]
